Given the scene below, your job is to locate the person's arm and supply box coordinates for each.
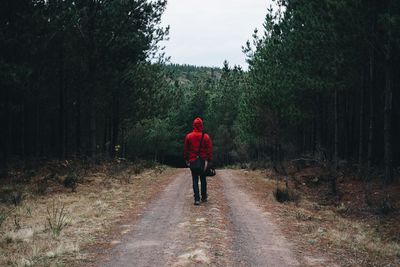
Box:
[183,134,190,166]
[204,135,213,171]
[206,135,212,162]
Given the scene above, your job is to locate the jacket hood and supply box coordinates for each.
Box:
[192,117,204,132]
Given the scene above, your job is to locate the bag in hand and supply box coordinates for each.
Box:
[204,165,216,177]
[189,132,216,176]
[190,156,203,173]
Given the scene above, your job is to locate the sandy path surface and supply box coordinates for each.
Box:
[220,170,299,266]
[99,169,191,267]
[96,169,300,266]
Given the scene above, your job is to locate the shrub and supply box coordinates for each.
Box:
[0,212,6,227]
[46,201,69,236]
[25,206,32,217]
[294,209,312,221]
[249,161,266,170]
[379,197,395,215]
[23,170,36,182]
[0,208,15,228]
[240,163,250,169]
[132,164,144,175]
[154,165,166,174]
[13,214,21,230]
[10,191,23,206]
[274,187,300,203]
[36,178,48,195]
[131,160,155,175]
[64,172,78,192]
[336,202,351,215]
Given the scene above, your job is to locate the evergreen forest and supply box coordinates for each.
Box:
[1,1,400,266]
[2,0,399,184]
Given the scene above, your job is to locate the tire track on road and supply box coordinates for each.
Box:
[99,169,191,267]
[220,170,300,266]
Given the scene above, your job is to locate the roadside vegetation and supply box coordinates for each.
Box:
[0,160,174,266]
[235,165,400,266]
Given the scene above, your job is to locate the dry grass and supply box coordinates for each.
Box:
[233,169,400,266]
[0,162,176,266]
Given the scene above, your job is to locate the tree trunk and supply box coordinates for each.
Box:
[349,92,356,158]
[87,38,97,159]
[89,89,96,158]
[103,119,109,156]
[108,116,112,156]
[20,101,25,158]
[384,53,393,185]
[8,91,13,160]
[64,84,69,157]
[332,88,339,195]
[58,43,65,159]
[358,72,365,177]
[121,124,126,158]
[315,95,323,158]
[111,89,120,157]
[311,117,315,155]
[365,46,375,205]
[1,87,10,173]
[87,1,97,159]
[302,121,306,153]
[35,86,40,158]
[343,92,348,157]
[75,90,81,156]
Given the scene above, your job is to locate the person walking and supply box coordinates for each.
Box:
[184,117,213,205]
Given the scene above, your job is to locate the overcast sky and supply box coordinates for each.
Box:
[160,0,276,69]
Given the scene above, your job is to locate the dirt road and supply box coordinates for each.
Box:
[98,169,300,266]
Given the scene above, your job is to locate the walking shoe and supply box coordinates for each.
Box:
[201,198,207,203]
[194,201,200,206]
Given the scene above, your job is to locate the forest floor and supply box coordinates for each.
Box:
[0,161,399,266]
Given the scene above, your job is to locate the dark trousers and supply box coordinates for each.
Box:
[191,169,207,201]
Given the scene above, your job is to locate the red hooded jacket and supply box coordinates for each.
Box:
[184,118,212,163]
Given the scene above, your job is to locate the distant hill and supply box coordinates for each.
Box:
[163,64,222,86]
